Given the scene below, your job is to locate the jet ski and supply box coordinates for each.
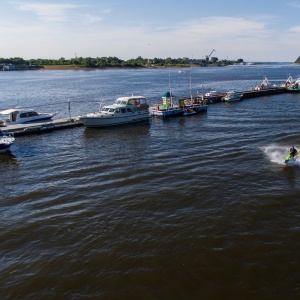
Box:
[284,153,299,164]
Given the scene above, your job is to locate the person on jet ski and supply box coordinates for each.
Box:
[290,146,298,158]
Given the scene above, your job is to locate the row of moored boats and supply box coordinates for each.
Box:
[1,75,299,153]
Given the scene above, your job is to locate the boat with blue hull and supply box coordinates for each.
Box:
[150,92,183,118]
[0,130,15,153]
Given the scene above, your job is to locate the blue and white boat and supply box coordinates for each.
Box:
[0,130,15,153]
[222,91,243,102]
[0,108,57,125]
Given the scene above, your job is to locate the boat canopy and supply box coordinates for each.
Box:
[0,109,19,115]
[0,108,35,115]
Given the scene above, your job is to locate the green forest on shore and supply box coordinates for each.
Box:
[0,56,246,70]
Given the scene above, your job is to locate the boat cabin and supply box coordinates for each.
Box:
[0,109,39,123]
[113,96,149,111]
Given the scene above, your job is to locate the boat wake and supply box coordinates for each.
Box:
[262,144,300,166]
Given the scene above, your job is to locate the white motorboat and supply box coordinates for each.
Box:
[0,130,15,153]
[222,91,243,102]
[150,91,183,118]
[79,95,150,128]
[254,77,277,90]
[0,108,57,125]
[280,75,294,88]
[204,90,220,103]
[205,90,218,97]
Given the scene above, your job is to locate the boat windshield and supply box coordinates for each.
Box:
[101,107,115,112]
[20,111,39,118]
[115,100,127,105]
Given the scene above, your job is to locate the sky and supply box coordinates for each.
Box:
[1,0,300,62]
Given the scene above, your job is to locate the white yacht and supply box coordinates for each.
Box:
[79,96,150,128]
[0,108,57,125]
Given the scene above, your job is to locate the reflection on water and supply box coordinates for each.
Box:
[0,150,17,161]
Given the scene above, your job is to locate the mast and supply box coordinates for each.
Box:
[190,56,193,103]
[169,65,173,105]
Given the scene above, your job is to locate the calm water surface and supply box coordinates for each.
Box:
[1,64,300,299]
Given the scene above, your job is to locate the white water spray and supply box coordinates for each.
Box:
[261,144,300,166]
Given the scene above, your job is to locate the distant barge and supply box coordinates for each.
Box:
[203,87,286,103]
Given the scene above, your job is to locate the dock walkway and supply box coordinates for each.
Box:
[1,117,83,136]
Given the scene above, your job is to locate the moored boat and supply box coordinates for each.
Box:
[0,130,15,153]
[280,75,294,88]
[204,90,221,103]
[253,77,277,90]
[179,97,208,115]
[286,77,300,93]
[222,91,243,102]
[79,95,150,128]
[0,108,57,125]
[150,92,183,118]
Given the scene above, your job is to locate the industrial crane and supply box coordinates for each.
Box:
[205,49,216,61]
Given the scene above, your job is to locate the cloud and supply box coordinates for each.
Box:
[288,25,300,32]
[17,3,80,22]
[82,13,103,24]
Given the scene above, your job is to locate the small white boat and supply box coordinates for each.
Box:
[254,77,277,90]
[79,95,150,128]
[280,75,294,88]
[0,130,15,153]
[222,91,243,102]
[204,90,220,103]
[205,90,218,97]
[0,108,57,125]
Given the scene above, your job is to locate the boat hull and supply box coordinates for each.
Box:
[21,115,55,124]
[286,87,300,93]
[0,136,14,153]
[80,111,150,128]
[223,96,242,102]
[151,108,183,118]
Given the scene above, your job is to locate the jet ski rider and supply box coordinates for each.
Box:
[290,146,298,158]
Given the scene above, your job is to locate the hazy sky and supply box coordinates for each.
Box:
[1,0,300,62]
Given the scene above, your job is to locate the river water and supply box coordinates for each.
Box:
[1,64,300,299]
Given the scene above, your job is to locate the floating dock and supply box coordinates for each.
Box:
[1,118,83,136]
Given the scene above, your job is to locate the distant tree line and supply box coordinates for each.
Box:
[0,56,247,69]
[295,56,300,64]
